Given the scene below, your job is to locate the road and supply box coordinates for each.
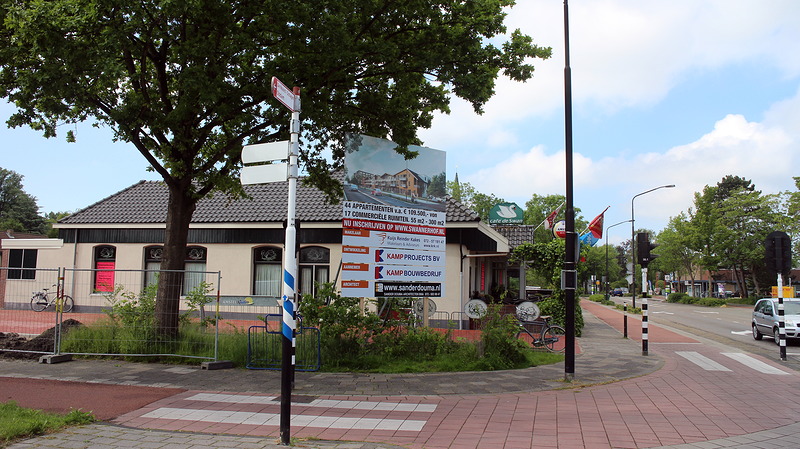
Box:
[618,296,800,366]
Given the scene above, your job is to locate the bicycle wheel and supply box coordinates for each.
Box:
[60,295,75,313]
[543,325,566,352]
[516,329,536,348]
[30,294,48,312]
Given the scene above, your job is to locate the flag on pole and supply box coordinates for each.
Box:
[579,232,599,247]
[588,206,610,239]
[543,201,565,230]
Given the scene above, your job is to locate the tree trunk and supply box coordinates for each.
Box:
[155,182,197,337]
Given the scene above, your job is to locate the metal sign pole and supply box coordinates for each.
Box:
[279,86,300,446]
[641,266,648,355]
[778,272,786,361]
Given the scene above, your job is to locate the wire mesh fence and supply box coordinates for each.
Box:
[0,267,65,356]
[1,267,225,361]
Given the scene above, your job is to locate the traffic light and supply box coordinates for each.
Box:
[764,231,792,276]
[636,232,658,267]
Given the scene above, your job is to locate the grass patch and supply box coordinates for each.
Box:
[0,401,94,446]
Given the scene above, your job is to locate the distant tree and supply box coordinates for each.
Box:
[446,180,503,221]
[686,176,783,297]
[43,211,72,238]
[0,0,550,334]
[0,168,45,234]
[656,213,702,292]
[427,172,446,198]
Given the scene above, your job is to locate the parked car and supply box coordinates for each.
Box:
[610,288,628,297]
[752,298,800,344]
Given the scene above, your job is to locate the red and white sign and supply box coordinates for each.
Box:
[271,76,299,112]
[343,247,445,267]
[342,229,446,252]
[343,263,445,283]
[553,220,567,239]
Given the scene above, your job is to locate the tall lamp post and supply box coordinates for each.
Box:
[630,185,675,306]
[605,220,632,300]
[631,184,675,356]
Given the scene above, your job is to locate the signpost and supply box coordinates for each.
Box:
[240,76,300,446]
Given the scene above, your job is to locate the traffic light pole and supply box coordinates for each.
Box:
[777,272,787,361]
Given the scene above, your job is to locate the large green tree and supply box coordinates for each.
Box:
[0,0,550,333]
[686,176,784,297]
[0,167,45,234]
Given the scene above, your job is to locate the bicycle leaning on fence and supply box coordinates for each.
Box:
[515,303,566,352]
[30,285,74,313]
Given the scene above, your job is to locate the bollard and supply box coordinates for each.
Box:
[623,302,628,338]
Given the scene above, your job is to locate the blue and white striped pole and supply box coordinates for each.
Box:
[279,87,300,446]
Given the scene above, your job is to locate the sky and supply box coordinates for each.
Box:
[2,0,800,245]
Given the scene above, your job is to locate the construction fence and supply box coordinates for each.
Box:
[0,267,319,369]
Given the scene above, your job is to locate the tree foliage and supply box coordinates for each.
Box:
[0,167,45,234]
[0,0,550,332]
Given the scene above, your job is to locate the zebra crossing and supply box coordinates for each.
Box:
[129,392,438,433]
[676,350,791,375]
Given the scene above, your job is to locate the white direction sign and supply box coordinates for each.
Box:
[241,163,289,185]
[242,140,289,164]
[272,76,299,112]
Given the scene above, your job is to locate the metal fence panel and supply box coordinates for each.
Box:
[57,268,221,360]
[246,314,320,371]
[0,267,62,356]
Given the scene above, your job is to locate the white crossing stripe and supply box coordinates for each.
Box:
[722,353,791,375]
[141,407,427,431]
[676,351,731,371]
[186,392,437,412]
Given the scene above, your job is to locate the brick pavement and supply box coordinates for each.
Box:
[3,300,800,448]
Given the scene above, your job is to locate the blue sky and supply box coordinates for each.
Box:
[3,1,800,245]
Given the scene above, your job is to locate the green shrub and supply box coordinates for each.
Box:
[697,297,728,307]
[476,304,527,370]
[537,292,584,337]
[667,292,688,303]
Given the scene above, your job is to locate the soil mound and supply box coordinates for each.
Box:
[0,319,83,359]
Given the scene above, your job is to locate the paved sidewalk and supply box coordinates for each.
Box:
[3,301,800,448]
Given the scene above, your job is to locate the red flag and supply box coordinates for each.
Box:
[543,202,564,230]
[588,207,610,239]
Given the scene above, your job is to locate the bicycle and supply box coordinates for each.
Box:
[516,315,566,352]
[30,285,74,313]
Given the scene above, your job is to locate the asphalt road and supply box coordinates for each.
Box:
[616,297,800,366]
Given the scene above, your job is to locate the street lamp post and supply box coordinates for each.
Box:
[631,184,675,356]
[605,220,632,300]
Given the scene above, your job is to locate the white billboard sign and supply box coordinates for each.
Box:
[341,201,446,298]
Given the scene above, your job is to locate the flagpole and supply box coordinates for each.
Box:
[535,200,566,232]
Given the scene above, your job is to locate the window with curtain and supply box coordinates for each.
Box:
[253,246,282,296]
[143,246,163,288]
[183,246,207,296]
[93,245,116,292]
[299,246,329,298]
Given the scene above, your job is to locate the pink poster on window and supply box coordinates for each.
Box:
[95,261,116,292]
